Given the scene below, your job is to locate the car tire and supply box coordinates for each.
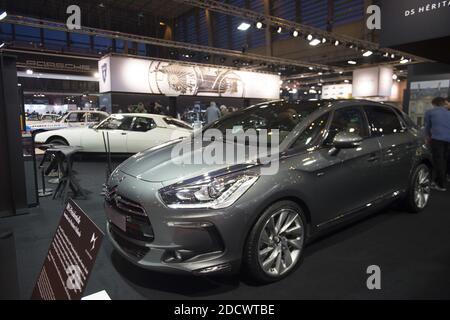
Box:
[243,200,306,284]
[47,137,69,146]
[402,163,432,213]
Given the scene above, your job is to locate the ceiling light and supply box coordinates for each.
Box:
[309,39,321,46]
[344,80,350,83]
[397,79,401,82]
[392,74,398,80]
[255,21,264,29]
[26,69,33,75]
[0,11,7,21]
[276,26,282,33]
[334,40,340,46]
[391,53,396,59]
[159,21,166,26]
[339,71,344,74]
[292,30,299,37]
[237,22,251,31]
[94,72,100,78]
[307,34,313,41]
[363,50,373,57]
[348,60,357,65]
[308,67,314,71]
[322,38,327,43]
[318,72,323,75]
[400,58,409,64]
[0,42,4,48]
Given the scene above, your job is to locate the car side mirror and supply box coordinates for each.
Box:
[329,132,363,156]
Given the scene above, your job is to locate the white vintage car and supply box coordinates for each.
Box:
[27,110,109,134]
[34,113,193,154]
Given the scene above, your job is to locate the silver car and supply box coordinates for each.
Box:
[105,100,432,283]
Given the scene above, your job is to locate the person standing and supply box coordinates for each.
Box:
[205,102,221,124]
[424,97,450,191]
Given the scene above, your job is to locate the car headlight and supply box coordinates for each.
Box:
[159,171,259,209]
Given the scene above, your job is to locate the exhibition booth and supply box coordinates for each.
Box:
[0,0,450,304]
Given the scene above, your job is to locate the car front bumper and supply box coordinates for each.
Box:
[104,171,254,275]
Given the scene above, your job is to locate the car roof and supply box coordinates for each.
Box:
[69,110,109,114]
[110,113,170,119]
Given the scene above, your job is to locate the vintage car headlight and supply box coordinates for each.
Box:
[159,172,259,209]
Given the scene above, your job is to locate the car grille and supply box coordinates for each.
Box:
[105,185,155,243]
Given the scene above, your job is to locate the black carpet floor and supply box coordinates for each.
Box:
[2,156,450,300]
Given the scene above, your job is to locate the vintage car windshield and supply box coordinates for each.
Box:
[207,101,326,144]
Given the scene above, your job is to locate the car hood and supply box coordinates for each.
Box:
[118,139,258,184]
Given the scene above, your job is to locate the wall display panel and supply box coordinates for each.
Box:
[353,66,393,98]
[99,56,280,100]
[321,84,353,99]
[409,80,450,126]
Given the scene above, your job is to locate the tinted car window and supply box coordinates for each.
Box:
[98,115,133,130]
[365,106,403,136]
[131,117,156,132]
[325,107,368,144]
[87,112,105,122]
[209,101,326,144]
[291,113,329,149]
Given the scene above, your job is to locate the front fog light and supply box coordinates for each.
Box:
[159,172,259,209]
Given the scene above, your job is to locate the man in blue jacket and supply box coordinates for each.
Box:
[424,97,450,192]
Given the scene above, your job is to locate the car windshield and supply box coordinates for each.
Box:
[207,101,326,144]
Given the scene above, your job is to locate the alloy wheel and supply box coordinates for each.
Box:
[414,167,431,209]
[257,208,304,277]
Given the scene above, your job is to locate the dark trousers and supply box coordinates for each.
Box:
[430,139,450,188]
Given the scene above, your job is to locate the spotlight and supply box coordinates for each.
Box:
[308,67,314,71]
[347,60,357,65]
[306,34,313,41]
[400,57,409,64]
[363,50,373,57]
[0,42,4,49]
[292,30,299,37]
[0,11,7,21]
[309,39,321,46]
[392,74,398,80]
[255,21,265,29]
[322,37,327,43]
[334,40,340,46]
[94,72,100,78]
[203,55,210,61]
[391,53,396,59]
[344,79,350,83]
[237,22,251,31]
[276,26,282,33]
[26,69,34,75]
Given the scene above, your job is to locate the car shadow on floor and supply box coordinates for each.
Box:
[110,250,241,298]
[110,205,410,298]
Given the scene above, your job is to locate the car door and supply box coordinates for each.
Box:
[126,116,163,154]
[364,105,416,193]
[317,106,382,221]
[81,115,132,153]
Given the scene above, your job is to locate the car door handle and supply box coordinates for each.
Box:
[121,132,127,136]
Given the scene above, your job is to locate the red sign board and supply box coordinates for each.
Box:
[31,199,104,300]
